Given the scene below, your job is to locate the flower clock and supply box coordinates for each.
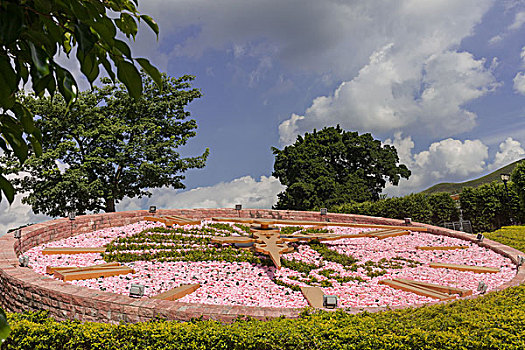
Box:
[24,217,516,309]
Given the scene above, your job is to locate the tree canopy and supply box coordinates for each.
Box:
[511,160,525,214]
[2,73,208,217]
[271,126,411,210]
[0,0,161,204]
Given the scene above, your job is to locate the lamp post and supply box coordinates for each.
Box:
[500,173,513,224]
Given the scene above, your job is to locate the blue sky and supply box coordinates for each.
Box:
[2,0,525,233]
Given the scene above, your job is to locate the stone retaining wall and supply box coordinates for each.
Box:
[0,208,524,323]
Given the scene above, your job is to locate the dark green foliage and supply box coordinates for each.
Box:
[332,192,459,226]
[3,73,208,216]
[511,160,525,214]
[0,308,9,345]
[460,182,522,232]
[0,0,161,204]
[272,126,410,210]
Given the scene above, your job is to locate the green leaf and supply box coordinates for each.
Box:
[0,113,28,163]
[117,61,142,99]
[0,175,15,204]
[113,39,132,59]
[115,13,138,38]
[77,51,99,85]
[0,3,22,45]
[99,56,116,81]
[0,56,17,108]
[28,42,50,77]
[136,58,162,89]
[140,15,159,37]
[55,66,78,104]
[90,15,117,45]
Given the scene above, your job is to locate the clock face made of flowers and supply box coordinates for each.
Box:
[25,216,516,309]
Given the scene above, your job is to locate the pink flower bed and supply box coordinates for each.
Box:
[23,221,516,309]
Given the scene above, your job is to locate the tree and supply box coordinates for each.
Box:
[0,0,162,204]
[271,126,410,210]
[511,160,525,216]
[3,73,208,217]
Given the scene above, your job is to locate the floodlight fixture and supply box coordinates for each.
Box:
[323,294,338,309]
[404,218,412,225]
[18,255,29,267]
[517,255,524,267]
[13,229,21,239]
[235,204,242,211]
[68,211,76,220]
[149,206,157,214]
[477,281,487,294]
[500,173,511,182]
[476,233,484,243]
[320,208,328,215]
[129,284,144,298]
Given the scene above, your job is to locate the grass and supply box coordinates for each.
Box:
[484,225,525,254]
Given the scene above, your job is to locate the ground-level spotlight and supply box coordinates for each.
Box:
[149,206,157,214]
[476,233,484,243]
[477,281,487,294]
[18,255,29,267]
[129,284,144,298]
[323,294,338,309]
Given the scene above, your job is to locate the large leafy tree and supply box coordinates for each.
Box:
[3,73,208,216]
[0,0,161,204]
[271,126,411,210]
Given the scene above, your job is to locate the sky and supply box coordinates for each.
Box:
[2,0,525,234]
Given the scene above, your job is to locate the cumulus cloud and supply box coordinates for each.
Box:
[514,72,525,94]
[384,134,489,196]
[488,137,525,170]
[117,175,284,211]
[280,49,498,144]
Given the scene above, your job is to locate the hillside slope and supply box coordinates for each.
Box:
[422,159,524,194]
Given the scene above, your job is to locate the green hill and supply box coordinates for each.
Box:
[421,159,524,194]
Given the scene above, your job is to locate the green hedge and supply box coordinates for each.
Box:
[2,226,525,349]
[332,183,523,232]
[3,285,524,350]
[332,192,459,227]
[460,182,522,233]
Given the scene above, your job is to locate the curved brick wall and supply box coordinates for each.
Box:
[0,208,524,323]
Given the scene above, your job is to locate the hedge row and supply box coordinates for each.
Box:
[332,182,524,232]
[3,285,524,350]
[331,192,459,228]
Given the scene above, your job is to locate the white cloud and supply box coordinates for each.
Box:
[275,1,497,144]
[509,10,525,30]
[117,175,285,211]
[280,50,499,144]
[0,196,50,238]
[514,72,525,94]
[488,137,525,170]
[384,134,489,196]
